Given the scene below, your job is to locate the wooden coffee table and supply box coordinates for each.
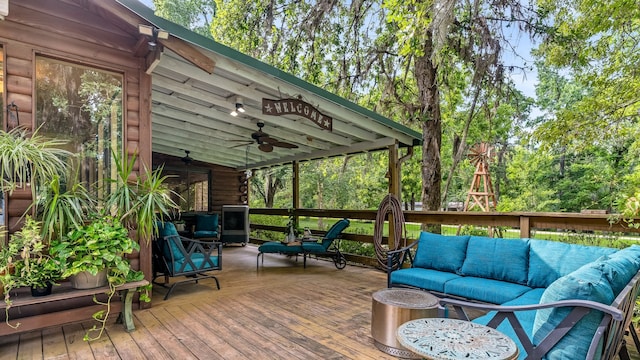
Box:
[397,318,519,360]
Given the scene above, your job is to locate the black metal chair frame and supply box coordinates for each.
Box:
[153,234,222,300]
[302,237,347,269]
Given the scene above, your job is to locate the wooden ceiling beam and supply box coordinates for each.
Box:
[159,36,215,74]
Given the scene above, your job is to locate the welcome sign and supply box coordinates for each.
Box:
[262,98,333,131]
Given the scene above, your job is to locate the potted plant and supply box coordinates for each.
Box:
[12,218,62,296]
[1,217,63,328]
[104,149,179,244]
[50,216,140,288]
[50,215,147,340]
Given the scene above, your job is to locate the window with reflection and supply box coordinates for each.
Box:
[161,166,211,212]
[0,46,4,225]
[35,57,122,198]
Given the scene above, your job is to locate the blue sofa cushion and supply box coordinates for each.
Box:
[158,222,184,261]
[302,242,325,253]
[533,263,614,360]
[173,253,219,273]
[413,232,470,273]
[444,277,533,304]
[259,241,303,254]
[390,268,461,293]
[597,245,640,295]
[527,239,616,288]
[472,288,545,360]
[460,237,530,284]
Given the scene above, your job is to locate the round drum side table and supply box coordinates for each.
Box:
[371,288,440,358]
[397,318,519,360]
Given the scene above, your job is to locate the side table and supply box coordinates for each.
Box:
[371,288,440,358]
[397,318,519,360]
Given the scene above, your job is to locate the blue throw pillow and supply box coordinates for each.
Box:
[196,214,219,232]
[528,239,616,288]
[413,232,470,273]
[597,245,640,295]
[460,236,530,284]
[533,263,614,360]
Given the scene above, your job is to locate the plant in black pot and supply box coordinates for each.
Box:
[11,218,61,296]
[2,217,62,328]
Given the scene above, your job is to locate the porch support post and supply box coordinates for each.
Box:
[293,160,300,222]
[138,67,153,308]
[388,142,400,249]
[388,141,401,197]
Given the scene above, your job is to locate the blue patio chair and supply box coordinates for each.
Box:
[256,218,350,269]
[153,222,222,300]
[192,213,219,240]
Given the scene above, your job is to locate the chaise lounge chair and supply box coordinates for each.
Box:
[257,218,350,269]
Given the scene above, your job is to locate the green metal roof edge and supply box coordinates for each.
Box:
[116,0,422,144]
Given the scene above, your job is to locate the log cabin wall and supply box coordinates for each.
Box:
[0,0,152,316]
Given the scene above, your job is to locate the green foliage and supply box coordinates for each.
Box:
[49,216,146,341]
[104,150,180,243]
[1,218,63,329]
[0,126,71,196]
[12,219,62,289]
[38,175,95,243]
[533,0,640,153]
[50,216,140,279]
[153,0,216,38]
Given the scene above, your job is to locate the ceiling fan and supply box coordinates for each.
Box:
[239,122,299,153]
[181,150,193,165]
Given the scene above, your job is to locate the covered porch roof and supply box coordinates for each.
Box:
[118,0,422,170]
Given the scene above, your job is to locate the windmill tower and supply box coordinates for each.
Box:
[457,142,500,236]
[463,142,497,212]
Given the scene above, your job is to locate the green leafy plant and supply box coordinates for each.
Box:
[50,215,146,341]
[2,218,62,328]
[0,126,71,197]
[38,174,95,243]
[104,150,179,244]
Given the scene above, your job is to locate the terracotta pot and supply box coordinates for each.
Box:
[69,268,108,289]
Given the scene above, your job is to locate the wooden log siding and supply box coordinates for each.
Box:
[0,0,150,318]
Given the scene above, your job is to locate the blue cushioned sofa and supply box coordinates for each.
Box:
[387,232,640,359]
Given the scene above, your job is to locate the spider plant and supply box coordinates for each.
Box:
[0,126,71,197]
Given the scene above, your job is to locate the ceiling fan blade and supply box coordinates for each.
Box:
[258,143,274,152]
[260,135,280,144]
[230,141,254,149]
[271,141,298,149]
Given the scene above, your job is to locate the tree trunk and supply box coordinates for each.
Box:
[265,173,277,208]
[416,33,442,215]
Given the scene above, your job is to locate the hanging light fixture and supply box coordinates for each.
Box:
[230,96,245,116]
[138,24,169,51]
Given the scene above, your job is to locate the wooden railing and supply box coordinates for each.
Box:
[248,208,640,267]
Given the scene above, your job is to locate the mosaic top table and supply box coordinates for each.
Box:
[396,318,519,360]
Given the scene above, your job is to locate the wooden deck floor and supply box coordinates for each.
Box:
[1,244,639,359]
[1,245,398,359]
